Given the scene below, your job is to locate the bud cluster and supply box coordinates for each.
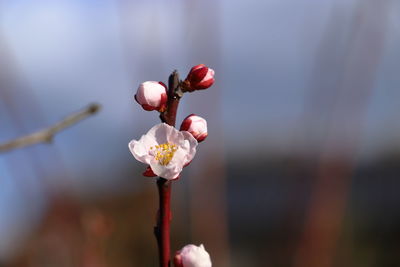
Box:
[134,64,213,144]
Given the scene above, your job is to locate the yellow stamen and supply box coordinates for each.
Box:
[152,142,178,165]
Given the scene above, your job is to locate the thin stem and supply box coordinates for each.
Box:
[0,103,101,153]
[155,70,181,267]
[156,178,172,267]
[160,70,181,126]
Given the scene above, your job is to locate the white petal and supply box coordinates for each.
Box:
[201,68,215,82]
[129,140,151,164]
[136,81,165,106]
[168,130,184,144]
[143,82,165,106]
[179,244,212,267]
[166,146,188,168]
[147,123,176,145]
[128,129,158,164]
[190,116,207,135]
[150,158,182,180]
[180,131,198,164]
[135,85,147,104]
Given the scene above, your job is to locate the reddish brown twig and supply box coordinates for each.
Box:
[155,178,172,267]
[154,71,181,267]
[160,70,181,126]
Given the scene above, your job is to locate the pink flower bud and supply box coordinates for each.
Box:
[180,114,208,142]
[184,64,215,91]
[174,244,212,267]
[135,81,167,112]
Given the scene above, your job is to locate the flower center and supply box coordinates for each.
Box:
[150,142,178,165]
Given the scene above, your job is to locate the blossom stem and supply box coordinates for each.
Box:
[160,70,181,126]
[155,70,181,267]
[156,178,172,267]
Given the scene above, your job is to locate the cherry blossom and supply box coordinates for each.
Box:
[129,123,197,180]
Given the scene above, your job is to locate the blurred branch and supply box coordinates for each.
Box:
[0,103,101,153]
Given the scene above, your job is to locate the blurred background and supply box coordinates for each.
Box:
[1,0,400,266]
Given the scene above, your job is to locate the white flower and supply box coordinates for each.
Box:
[174,244,212,267]
[129,123,198,180]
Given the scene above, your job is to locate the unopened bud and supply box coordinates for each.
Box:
[174,244,212,267]
[135,81,167,112]
[180,114,208,142]
[184,64,215,91]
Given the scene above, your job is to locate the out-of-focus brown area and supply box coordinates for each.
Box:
[7,185,201,267]
[8,190,156,267]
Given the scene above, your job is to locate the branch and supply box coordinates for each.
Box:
[155,71,181,267]
[0,103,101,153]
[160,70,181,126]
